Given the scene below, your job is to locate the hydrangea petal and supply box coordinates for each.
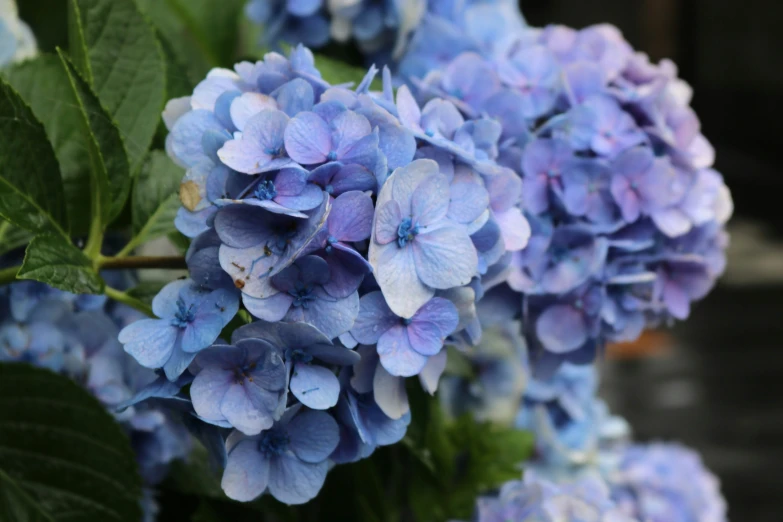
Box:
[287,409,339,463]
[222,440,270,502]
[290,363,340,409]
[268,455,327,505]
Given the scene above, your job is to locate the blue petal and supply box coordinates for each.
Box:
[119,320,178,369]
[287,409,340,463]
[290,364,340,410]
[222,440,270,502]
[268,454,327,505]
[167,110,224,168]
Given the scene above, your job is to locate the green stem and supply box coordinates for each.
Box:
[84,215,104,260]
[0,265,19,286]
[105,287,154,317]
[99,255,187,270]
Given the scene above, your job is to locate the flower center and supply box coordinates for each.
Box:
[397,218,419,248]
[254,180,277,201]
[327,151,338,161]
[324,184,334,195]
[170,297,196,327]
[259,429,290,456]
[289,284,317,309]
[264,145,284,157]
[401,317,413,326]
[325,236,338,253]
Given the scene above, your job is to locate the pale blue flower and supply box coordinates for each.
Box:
[118,279,239,380]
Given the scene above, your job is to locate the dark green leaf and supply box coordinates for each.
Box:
[4,55,94,235]
[163,0,247,67]
[0,79,68,237]
[18,234,104,294]
[68,0,167,172]
[58,51,131,228]
[134,0,211,87]
[0,363,143,522]
[0,222,32,257]
[127,151,183,252]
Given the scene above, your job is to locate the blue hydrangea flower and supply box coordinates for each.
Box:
[245,0,427,67]
[159,44,538,505]
[234,321,360,410]
[242,255,360,339]
[190,339,287,435]
[474,472,640,522]
[398,0,526,79]
[221,405,340,504]
[351,291,458,376]
[118,279,239,380]
[369,159,479,318]
[608,443,727,522]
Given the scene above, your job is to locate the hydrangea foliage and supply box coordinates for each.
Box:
[410,22,733,372]
[120,43,529,505]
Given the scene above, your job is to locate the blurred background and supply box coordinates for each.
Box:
[521,2,783,520]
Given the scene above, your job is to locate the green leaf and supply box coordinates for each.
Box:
[18,235,104,294]
[127,151,183,253]
[0,222,32,257]
[404,387,535,522]
[0,79,68,237]
[58,51,132,231]
[68,0,167,172]
[4,56,93,236]
[164,0,247,66]
[134,0,210,86]
[0,363,143,522]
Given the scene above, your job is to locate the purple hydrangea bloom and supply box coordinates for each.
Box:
[118,279,239,380]
[221,405,340,504]
[369,159,479,318]
[351,291,458,376]
[412,17,731,369]
[304,190,374,298]
[608,443,727,522]
[190,339,287,435]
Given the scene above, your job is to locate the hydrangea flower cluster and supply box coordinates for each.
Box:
[411,22,733,371]
[245,0,524,71]
[0,0,37,69]
[245,0,426,61]
[126,44,529,505]
[0,275,191,520]
[473,471,640,522]
[607,443,728,522]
